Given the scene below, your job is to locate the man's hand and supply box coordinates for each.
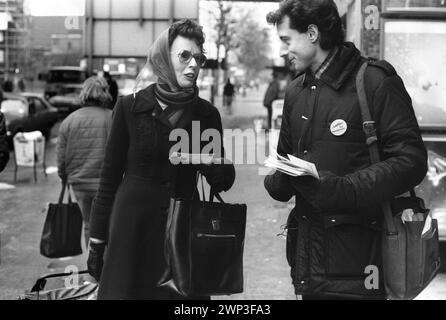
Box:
[289,171,357,211]
[264,170,294,202]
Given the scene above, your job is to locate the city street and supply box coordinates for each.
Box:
[0,88,445,300]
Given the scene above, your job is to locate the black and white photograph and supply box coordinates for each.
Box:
[0,0,445,307]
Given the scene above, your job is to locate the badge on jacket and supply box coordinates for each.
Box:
[330,119,347,136]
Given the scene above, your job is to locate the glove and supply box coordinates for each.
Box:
[264,170,294,202]
[199,162,235,193]
[289,170,356,212]
[87,242,106,282]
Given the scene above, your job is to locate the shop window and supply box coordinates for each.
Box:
[383,19,446,127]
[383,0,446,12]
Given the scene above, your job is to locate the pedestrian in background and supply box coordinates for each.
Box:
[263,72,283,130]
[0,86,9,172]
[264,0,427,300]
[17,77,26,92]
[86,19,235,300]
[103,72,118,109]
[57,76,113,247]
[3,77,14,92]
[223,78,235,109]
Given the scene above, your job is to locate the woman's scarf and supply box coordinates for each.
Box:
[134,29,199,109]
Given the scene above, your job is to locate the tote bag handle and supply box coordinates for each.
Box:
[58,182,74,205]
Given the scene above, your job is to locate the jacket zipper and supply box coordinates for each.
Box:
[307,84,321,150]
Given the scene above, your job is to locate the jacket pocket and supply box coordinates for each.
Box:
[323,215,381,279]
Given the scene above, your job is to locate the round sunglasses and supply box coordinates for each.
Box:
[177,50,207,67]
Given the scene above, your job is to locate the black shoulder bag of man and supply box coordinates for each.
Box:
[356,61,441,300]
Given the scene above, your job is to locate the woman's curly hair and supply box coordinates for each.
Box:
[168,19,206,54]
[266,0,345,50]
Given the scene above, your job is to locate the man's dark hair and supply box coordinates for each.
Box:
[169,19,205,53]
[266,0,345,50]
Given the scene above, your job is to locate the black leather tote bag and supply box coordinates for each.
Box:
[158,174,247,297]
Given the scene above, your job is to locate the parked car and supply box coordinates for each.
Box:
[48,90,82,119]
[0,93,59,146]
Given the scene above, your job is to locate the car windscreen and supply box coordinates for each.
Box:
[48,70,86,83]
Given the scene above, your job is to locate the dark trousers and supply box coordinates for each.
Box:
[223,95,233,107]
[266,105,272,129]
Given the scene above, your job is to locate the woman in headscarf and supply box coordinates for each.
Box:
[87,19,235,300]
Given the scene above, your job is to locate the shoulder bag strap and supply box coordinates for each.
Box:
[356,61,398,236]
[58,181,67,204]
[210,189,225,203]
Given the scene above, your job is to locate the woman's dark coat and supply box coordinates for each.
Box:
[89,84,235,300]
[264,42,427,299]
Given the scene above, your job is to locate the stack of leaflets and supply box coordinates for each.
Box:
[264,151,319,179]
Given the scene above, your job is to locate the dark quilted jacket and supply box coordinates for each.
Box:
[264,42,427,299]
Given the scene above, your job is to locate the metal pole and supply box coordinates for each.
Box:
[139,0,144,27]
[33,140,37,183]
[152,0,156,43]
[86,0,94,75]
[170,0,175,23]
[5,0,9,80]
[108,0,112,57]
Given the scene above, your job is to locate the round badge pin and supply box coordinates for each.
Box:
[330,119,347,136]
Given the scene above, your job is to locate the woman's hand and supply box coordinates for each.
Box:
[199,158,235,193]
